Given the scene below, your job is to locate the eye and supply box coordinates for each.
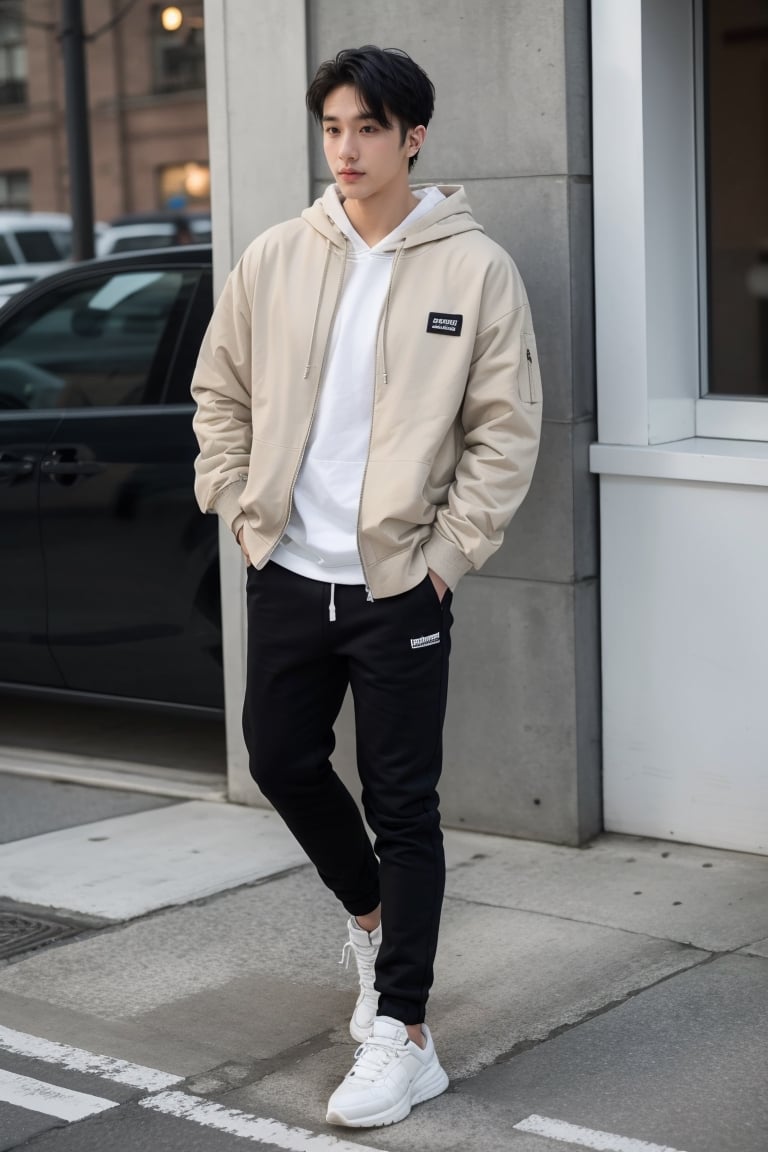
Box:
[361,125,378,134]
[324,126,339,135]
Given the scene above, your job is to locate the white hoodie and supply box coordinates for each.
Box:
[271,184,445,584]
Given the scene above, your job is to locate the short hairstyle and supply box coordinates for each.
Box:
[306,45,435,172]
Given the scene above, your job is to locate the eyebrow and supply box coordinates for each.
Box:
[321,110,377,123]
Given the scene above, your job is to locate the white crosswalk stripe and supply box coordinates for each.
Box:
[0,1026,389,1149]
[0,1024,181,1090]
[143,1090,392,1150]
[0,1067,118,1121]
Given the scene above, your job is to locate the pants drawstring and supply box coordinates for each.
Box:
[328,583,336,622]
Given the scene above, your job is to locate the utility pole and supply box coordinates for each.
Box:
[60,0,94,260]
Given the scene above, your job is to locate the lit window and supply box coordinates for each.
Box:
[158,162,210,211]
[152,2,205,94]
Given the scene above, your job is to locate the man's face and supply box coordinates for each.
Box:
[322,84,417,205]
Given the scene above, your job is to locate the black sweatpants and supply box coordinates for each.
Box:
[243,561,453,1025]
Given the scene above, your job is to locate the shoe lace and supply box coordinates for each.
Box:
[339,940,377,994]
[347,1035,407,1082]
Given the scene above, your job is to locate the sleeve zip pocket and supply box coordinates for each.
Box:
[522,330,542,405]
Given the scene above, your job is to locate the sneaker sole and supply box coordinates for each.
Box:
[326,1063,449,1128]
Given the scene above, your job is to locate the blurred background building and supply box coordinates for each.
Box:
[0,0,209,220]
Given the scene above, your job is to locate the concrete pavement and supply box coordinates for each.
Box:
[0,771,767,1151]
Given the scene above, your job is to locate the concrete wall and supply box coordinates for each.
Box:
[208,0,600,844]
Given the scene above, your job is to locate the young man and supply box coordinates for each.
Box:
[192,46,542,1128]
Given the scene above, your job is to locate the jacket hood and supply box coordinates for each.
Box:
[302,184,484,251]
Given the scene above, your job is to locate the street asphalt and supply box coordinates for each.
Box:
[0,768,766,1152]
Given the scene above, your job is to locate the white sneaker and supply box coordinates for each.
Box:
[339,917,381,1042]
[326,1016,449,1128]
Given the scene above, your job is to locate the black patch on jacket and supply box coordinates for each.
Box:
[426,312,463,337]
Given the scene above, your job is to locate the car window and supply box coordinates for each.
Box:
[0,236,15,266]
[14,230,62,263]
[0,269,190,411]
[50,230,73,259]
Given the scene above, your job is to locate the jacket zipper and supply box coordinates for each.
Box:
[355,244,405,596]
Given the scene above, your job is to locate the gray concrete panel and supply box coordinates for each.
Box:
[482,419,597,584]
[481,419,576,582]
[574,576,602,838]
[440,576,582,842]
[569,176,596,419]
[573,418,599,580]
[444,830,768,952]
[461,954,768,1152]
[308,0,571,180]
[564,0,592,175]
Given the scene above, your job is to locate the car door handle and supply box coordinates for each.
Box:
[41,448,107,481]
[40,459,106,476]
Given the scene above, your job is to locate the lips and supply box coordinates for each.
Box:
[339,170,363,178]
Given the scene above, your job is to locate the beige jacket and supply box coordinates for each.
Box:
[191,185,542,598]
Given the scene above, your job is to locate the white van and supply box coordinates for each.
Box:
[0,212,74,304]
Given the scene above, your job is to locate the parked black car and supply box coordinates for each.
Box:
[0,245,222,710]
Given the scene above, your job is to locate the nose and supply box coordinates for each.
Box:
[339,132,358,162]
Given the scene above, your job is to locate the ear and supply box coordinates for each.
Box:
[407,124,427,157]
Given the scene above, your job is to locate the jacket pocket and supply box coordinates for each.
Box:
[522,330,543,405]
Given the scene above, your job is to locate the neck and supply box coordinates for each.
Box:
[342,184,419,246]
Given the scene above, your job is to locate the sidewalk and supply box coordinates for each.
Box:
[0,772,767,1151]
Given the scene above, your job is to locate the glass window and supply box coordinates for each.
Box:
[0,2,26,106]
[0,269,189,411]
[704,0,768,396]
[152,3,205,94]
[0,170,30,211]
[0,235,14,265]
[14,230,61,263]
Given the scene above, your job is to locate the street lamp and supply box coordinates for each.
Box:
[60,0,94,260]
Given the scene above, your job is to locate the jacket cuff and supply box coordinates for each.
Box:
[423,533,473,590]
[213,479,247,534]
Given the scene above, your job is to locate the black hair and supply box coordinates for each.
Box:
[306,45,435,172]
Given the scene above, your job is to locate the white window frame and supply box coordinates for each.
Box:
[591,0,768,469]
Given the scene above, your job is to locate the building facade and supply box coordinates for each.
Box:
[0,0,209,220]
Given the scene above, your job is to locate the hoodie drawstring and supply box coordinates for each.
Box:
[380,242,404,387]
[303,239,334,380]
[328,583,336,622]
